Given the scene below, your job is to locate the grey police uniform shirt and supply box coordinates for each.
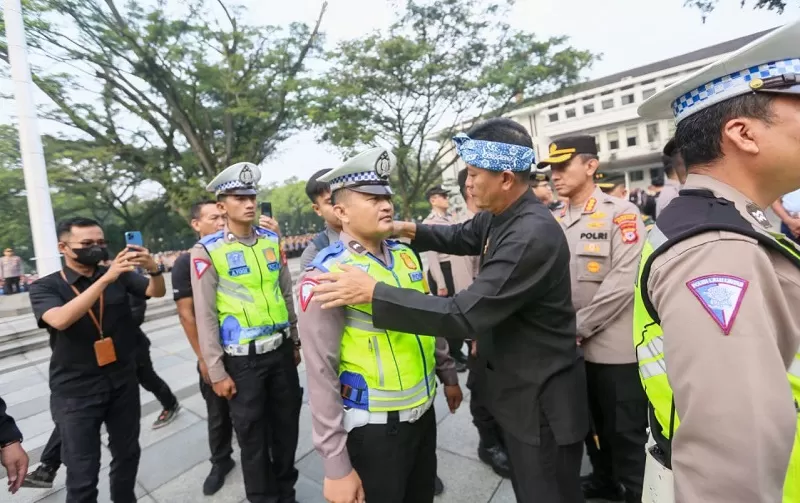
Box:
[647,174,800,503]
[297,232,458,480]
[553,186,645,364]
[190,225,298,383]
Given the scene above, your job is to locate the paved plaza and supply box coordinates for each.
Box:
[0,257,599,503]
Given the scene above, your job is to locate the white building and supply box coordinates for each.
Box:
[441,28,773,211]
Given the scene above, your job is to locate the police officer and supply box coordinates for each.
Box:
[530,169,564,211]
[191,163,302,503]
[297,148,462,503]
[634,21,800,503]
[300,169,342,269]
[311,118,589,503]
[596,173,628,200]
[540,136,647,503]
[654,138,685,219]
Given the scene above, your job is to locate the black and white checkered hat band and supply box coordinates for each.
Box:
[329,171,386,191]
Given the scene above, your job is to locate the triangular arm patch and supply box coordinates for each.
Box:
[299,278,319,312]
[686,274,748,335]
[193,258,211,279]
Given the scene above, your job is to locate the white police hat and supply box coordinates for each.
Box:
[639,20,800,123]
[206,162,261,196]
[317,147,396,196]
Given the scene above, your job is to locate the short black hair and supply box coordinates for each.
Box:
[306,169,333,203]
[675,93,775,170]
[56,217,101,240]
[457,168,468,199]
[465,118,533,183]
[190,200,217,220]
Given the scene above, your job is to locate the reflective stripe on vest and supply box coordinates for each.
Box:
[790,355,800,379]
[318,241,437,413]
[204,230,290,346]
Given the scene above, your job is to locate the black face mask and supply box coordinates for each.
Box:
[71,246,109,266]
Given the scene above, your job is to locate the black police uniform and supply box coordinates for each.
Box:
[0,396,22,447]
[29,266,147,503]
[370,191,590,503]
[171,252,234,468]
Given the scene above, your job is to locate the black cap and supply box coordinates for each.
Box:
[425,185,449,199]
[595,172,625,192]
[537,135,598,168]
[530,170,550,183]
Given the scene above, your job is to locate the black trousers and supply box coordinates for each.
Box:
[136,342,177,411]
[348,406,437,503]
[503,413,585,503]
[40,344,176,472]
[51,376,141,503]
[466,353,503,447]
[584,362,648,498]
[225,341,302,503]
[427,262,464,360]
[4,276,20,294]
[198,364,234,466]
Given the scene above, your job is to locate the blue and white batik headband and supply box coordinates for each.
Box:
[452,133,535,172]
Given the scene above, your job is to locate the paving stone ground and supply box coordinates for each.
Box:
[0,257,605,503]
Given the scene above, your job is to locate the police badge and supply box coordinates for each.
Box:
[239,165,255,185]
[375,151,392,179]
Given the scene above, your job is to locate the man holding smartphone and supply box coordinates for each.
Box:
[28,217,166,502]
[191,163,302,503]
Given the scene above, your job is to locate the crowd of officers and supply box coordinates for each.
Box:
[3,21,800,503]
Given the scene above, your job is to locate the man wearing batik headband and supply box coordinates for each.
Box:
[310,118,589,502]
[634,20,800,503]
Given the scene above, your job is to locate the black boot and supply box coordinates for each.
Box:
[581,474,624,501]
[203,458,235,495]
[478,441,512,479]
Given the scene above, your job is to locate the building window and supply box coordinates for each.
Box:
[547,104,559,109]
[621,94,635,105]
[668,121,677,138]
[600,89,613,96]
[626,127,638,147]
[564,100,576,105]
[608,130,619,150]
[630,170,644,182]
[583,103,595,114]
[641,78,655,85]
[602,99,614,110]
[549,113,559,123]
[646,123,660,143]
[621,84,634,91]
[582,94,595,100]
[565,108,576,119]
[594,135,601,152]
[642,88,656,100]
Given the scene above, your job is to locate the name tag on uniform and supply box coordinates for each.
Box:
[409,271,423,282]
[226,251,251,277]
[580,232,608,240]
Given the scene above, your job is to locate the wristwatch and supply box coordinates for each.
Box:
[149,264,166,277]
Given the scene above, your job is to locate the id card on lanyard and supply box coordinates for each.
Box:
[60,271,117,367]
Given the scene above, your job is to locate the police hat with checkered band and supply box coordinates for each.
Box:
[639,20,800,122]
[206,162,262,196]
[317,147,396,196]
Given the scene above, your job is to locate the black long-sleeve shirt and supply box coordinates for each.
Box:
[0,396,22,446]
[372,190,589,446]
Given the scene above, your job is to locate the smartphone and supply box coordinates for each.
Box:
[260,202,273,218]
[125,231,143,250]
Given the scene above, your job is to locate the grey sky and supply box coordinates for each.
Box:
[1,0,792,187]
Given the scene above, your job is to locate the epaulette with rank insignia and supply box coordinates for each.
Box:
[308,241,346,273]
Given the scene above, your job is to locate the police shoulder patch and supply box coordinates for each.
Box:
[686,274,749,335]
[299,277,319,312]
[193,258,211,279]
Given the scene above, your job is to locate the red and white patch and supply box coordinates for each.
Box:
[299,278,319,312]
[193,258,211,279]
[618,222,639,244]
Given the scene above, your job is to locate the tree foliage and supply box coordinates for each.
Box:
[310,0,597,218]
[260,178,322,236]
[0,0,327,209]
[685,0,788,17]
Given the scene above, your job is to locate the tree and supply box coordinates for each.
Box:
[310,0,597,218]
[260,178,322,236]
[0,0,327,209]
[685,0,788,17]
